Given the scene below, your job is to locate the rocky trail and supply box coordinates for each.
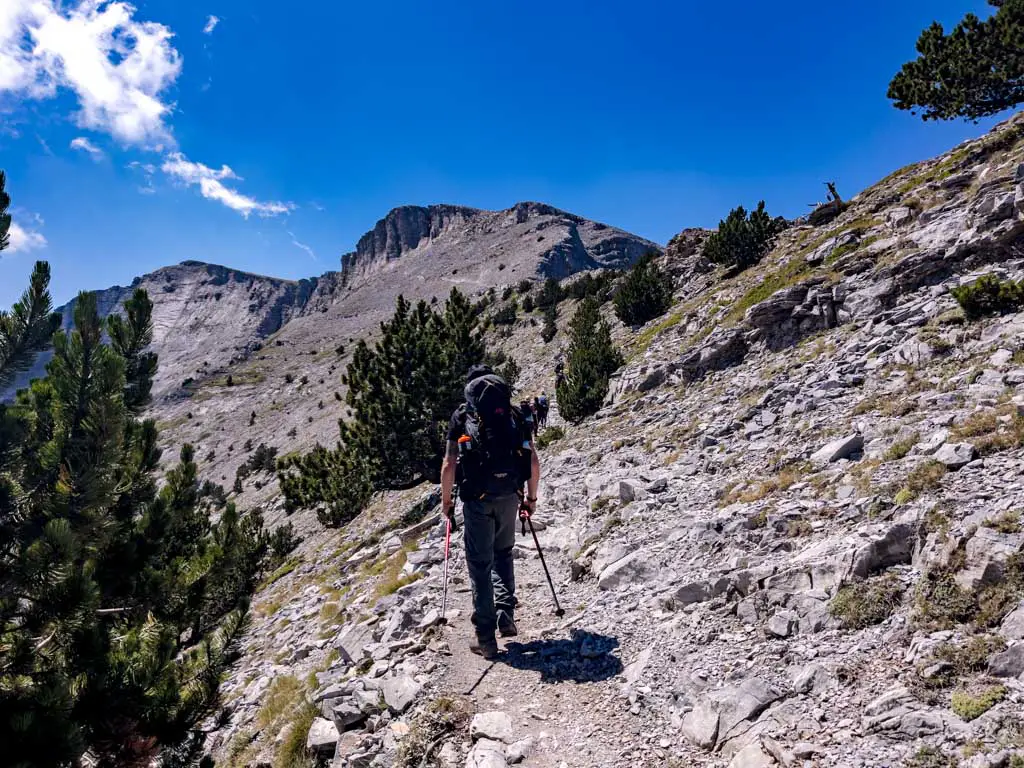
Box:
[202,113,1024,768]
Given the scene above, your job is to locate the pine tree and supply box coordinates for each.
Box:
[888,0,1024,121]
[0,268,274,767]
[541,305,557,343]
[613,251,674,326]
[702,201,787,272]
[0,261,62,389]
[556,297,624,422]
[279,288,487,526]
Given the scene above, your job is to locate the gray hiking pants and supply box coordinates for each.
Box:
[463,495,518,637]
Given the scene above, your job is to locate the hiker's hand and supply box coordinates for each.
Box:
[444,503,457,530]
[519,498,536,518]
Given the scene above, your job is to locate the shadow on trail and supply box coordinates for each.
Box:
[500,629,622,683]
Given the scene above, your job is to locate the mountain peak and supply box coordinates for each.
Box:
[340,200,658,281]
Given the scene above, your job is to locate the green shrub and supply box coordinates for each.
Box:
[613,251,674,326]
[536,426,565,449]
[983,510,1022,534]
[905,745,959,768]
[951,686,1006,721]
[950,275,1024,320]
[895,460,947,504]
[830,572,904,629]
[702,200,788,272]
[884,432,920,462]
[491,303,517,325]
[537,277,563,310]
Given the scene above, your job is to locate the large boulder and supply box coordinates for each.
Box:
[470,711,514,743]
[305,717,339,755]
[678,329,748,383]
[744,285,809,330]
[597,550,654,590]
[382,674,421,714]
[988,644,1024,679]
[681,677,783,751]
[466,738,506,768]
[934,442,976,470]
[811,434,863,464]
[956,527,1024,591]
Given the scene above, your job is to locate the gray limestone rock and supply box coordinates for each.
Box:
[306,717,339,755]
[988,644,1024,679]
[934,441,976,469]
[811,434,863,464]
[381,675,421,714]
[470,711,514,743]
[465,738,507,768]
[597,550,653,590]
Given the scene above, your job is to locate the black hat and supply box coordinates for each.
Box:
[466,363,494,383]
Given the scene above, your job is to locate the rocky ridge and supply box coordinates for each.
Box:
[201,112,1024,768]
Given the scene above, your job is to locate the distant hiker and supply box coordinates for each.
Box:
[441,364,540,659]
[520,399,537,437]
[536,391,549,428]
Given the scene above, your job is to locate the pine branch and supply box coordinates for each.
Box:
[0,261,60,390]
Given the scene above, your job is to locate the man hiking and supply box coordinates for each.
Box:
[536,391,549,428]
[441,364,541,659]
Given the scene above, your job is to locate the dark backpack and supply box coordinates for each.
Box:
[455,373,532,501]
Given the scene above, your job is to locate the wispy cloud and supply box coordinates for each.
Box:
[127,160,156,194]
[288,231,317,260]
[7,220,47,254]
[70,135,104,160]
[203,15,220,34]
[0,1,289,215]
[162,153,293,218]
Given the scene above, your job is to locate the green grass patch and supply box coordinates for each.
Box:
[725,257,815,325]
[536,426,565,449]
[830,572,904,629]
[983,510,1022,534]
[894,460,947,504]
[262,557,300,588]
[951,686,1006,721]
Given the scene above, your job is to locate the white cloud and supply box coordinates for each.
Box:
[161,152,293,218]
[1,2,290,216]
[7,220,47,253]
[0,0,182,147]
[203,15,219,34]
[70,135,104,159]
[288,231,316,260]
[127,159,156,194]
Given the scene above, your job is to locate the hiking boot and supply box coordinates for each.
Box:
[469,635,499,659]
[497,610,518,638]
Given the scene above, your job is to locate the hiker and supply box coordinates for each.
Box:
[536,391,549,428]
[520,399,537,438]
[441,364,540,659]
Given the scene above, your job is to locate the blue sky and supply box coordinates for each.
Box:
[0,0,1011,307]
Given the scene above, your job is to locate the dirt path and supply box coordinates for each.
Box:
[434,515,639,767]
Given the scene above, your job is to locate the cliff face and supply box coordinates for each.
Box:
[339,201,659,283]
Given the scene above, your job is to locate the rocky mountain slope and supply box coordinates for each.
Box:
[2,203,657,537]
[199,112,1024,768]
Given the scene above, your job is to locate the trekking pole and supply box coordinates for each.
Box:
[519,501,565,617]
[440,504,456,624]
